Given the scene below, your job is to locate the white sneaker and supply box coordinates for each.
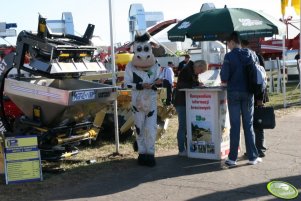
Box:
[225,159,237,167]
[178,151,187,157]
[248,157,263,165]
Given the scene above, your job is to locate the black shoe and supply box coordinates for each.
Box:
[145,154,156,167]
[137,154,147,166]
[258,152,265,158]
[133,141,138,152]
[244,152,265,158]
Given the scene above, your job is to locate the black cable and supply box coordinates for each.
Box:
[0,65,15,132]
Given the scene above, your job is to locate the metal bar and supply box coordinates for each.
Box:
[109,0,120,154]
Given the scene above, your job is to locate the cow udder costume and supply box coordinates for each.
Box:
[124,33,162,167]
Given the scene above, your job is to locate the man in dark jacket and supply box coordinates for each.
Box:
[177,54,193,75]
[173,60,208,156]
[220,32,261,166]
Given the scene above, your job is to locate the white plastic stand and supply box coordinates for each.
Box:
[182,87,230,160]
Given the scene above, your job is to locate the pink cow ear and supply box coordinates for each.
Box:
[149,41,160,48]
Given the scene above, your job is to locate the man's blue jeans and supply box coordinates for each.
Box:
[175,106,186,152]
[227,91,258,161]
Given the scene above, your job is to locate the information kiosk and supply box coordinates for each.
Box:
[181,70,230,160]
[182,87,230,160]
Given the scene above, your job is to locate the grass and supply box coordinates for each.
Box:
[266,81,301,117]
[267,82,301,107]
[49,118,179,171]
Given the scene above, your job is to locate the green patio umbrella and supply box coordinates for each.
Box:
[167,8,280,42]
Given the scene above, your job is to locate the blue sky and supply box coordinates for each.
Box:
[0,0,299,45]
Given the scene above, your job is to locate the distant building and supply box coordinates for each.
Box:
[145,12,164,28]
[128,3,163,41]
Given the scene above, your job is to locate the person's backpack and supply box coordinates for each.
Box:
[246,61,267,95]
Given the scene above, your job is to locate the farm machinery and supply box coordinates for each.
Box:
[0,14,176,161]
[0,16,117,160]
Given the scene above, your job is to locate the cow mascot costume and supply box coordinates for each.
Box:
[124,33,162,167]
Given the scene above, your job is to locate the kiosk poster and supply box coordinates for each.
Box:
[219,92,230,158]
[4,136,43,184]
[188,92,216,154]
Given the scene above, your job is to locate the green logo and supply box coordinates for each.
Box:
[267,181,299,199]
[147,70,153,76]
[196,115,205,121]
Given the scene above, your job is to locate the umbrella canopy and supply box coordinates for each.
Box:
[168,8,280,42]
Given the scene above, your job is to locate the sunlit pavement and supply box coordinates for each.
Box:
[40,109,301,201]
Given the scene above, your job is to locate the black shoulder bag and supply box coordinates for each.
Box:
[253,106,276,129]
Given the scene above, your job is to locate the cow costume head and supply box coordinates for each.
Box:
[132,33,156,70]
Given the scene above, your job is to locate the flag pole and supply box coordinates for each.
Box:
[108,0,120,154]
[280,0,288,107]
[299,2,301,103]
[282,33,287,108]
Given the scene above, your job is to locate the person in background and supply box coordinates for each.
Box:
[241,39,269,158]
[295,53,300,85]
[173,60,208,156]
[177,54,193,75]
[220,32,261,166]
[160,61,175,105]
[295,53,300,62]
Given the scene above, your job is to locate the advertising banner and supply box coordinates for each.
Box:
[184,88,230,160]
